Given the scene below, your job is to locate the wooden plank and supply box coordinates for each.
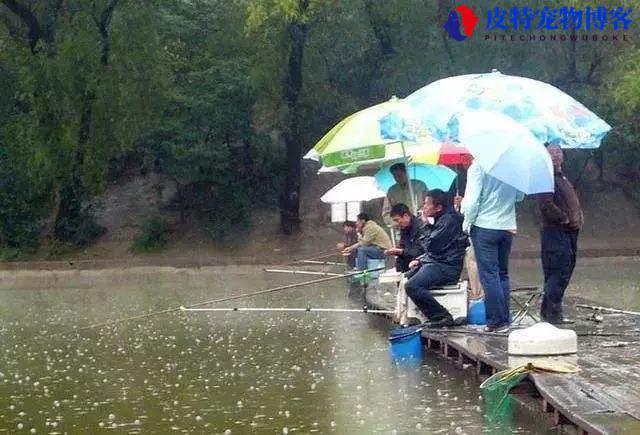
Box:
[364,285,640,435]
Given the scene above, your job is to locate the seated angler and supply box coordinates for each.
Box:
[336,220,358,268]
[384,203,424,273]
[342,213,392,270]
[404,189,469,327]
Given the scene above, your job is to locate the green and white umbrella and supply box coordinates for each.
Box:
[304,97,440,174]
[305,97,440,212]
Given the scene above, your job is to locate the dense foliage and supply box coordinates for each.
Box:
[0,0,639,254]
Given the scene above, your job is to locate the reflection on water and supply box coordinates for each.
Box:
[0,266,563,433]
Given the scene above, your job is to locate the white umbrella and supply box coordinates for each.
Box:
[457,111,554,194]
[320,177,387,204]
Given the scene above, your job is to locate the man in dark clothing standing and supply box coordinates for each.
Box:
[384,203,424,272]
[537,144,584,324]
[404,190,469,327]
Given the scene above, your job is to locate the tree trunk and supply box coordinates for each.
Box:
[361,0,396,101]
[242,137,252,180]
[363,0,395,57]
[280,5,308,235]
[93,0,119,66]
[1,0,64,54]
[1,0,42,53]
[53,0,120,242]
[54,91,95,241]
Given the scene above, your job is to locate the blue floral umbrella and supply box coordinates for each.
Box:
[380,69,611,149]
[375,163,457,193]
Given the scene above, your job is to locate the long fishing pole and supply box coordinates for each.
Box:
[264,269,344,276]
[54,267,385,336]
[290,249,340,264]
[576,304,640,317]
[295,260,345,266]
[181,307,393,314]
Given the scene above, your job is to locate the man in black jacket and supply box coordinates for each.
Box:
[384,203,424,272]
[537,144,583,324]
[404,189,469,327]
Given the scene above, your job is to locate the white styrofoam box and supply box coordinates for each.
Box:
[366,259,386,279]
[379,269,402,284]
[396,278,468,324]
[346,202,361,221]
[508,322,578,356]
[330,203,346,223]
[330,202,362,223]
[431,280,468,319]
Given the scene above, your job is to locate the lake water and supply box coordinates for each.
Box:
[1,257,637,433]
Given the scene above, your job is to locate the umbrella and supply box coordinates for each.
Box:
[305,97,440,172]
[455,111,553,194]
[307,97,440,212]
[411,141,473,194]
[380,69,611,149]
[320,177,387,204]
[374,163,457,193]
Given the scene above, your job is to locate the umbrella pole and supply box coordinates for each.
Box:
[400,141,418,214]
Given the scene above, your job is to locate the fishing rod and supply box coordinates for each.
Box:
[290,250,340,264]
[576,304,640,317]
[264,268,344,276]
[295,260,345,266]
[54,266,385,336]
[181,307,393,314]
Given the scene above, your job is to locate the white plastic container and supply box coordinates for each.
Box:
[395,279,468,324]
[508,354,579,369]
[508,322,578,356]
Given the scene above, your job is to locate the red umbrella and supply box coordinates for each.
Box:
[437,141,473,167]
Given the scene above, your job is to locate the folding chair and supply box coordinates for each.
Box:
[510,286,543,326]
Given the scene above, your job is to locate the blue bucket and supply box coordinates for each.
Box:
[468,298,486,325]
[389,326,423,361]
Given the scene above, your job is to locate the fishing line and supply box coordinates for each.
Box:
[181,307,393,314]
[51,267,384,337]
[576,304,640,317]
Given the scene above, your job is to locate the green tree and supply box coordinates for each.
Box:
[0,0,167,248]
[247,0,331,234]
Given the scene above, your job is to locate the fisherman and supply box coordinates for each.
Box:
[461,161,524,333]
[342,213,392,270]
[384,203,424,273]
[404,189,469,327]
[336,220,358,268]
[537,144,583,324]
[382,163,428,224]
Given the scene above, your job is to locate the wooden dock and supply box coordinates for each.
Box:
[364,285,640,435]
